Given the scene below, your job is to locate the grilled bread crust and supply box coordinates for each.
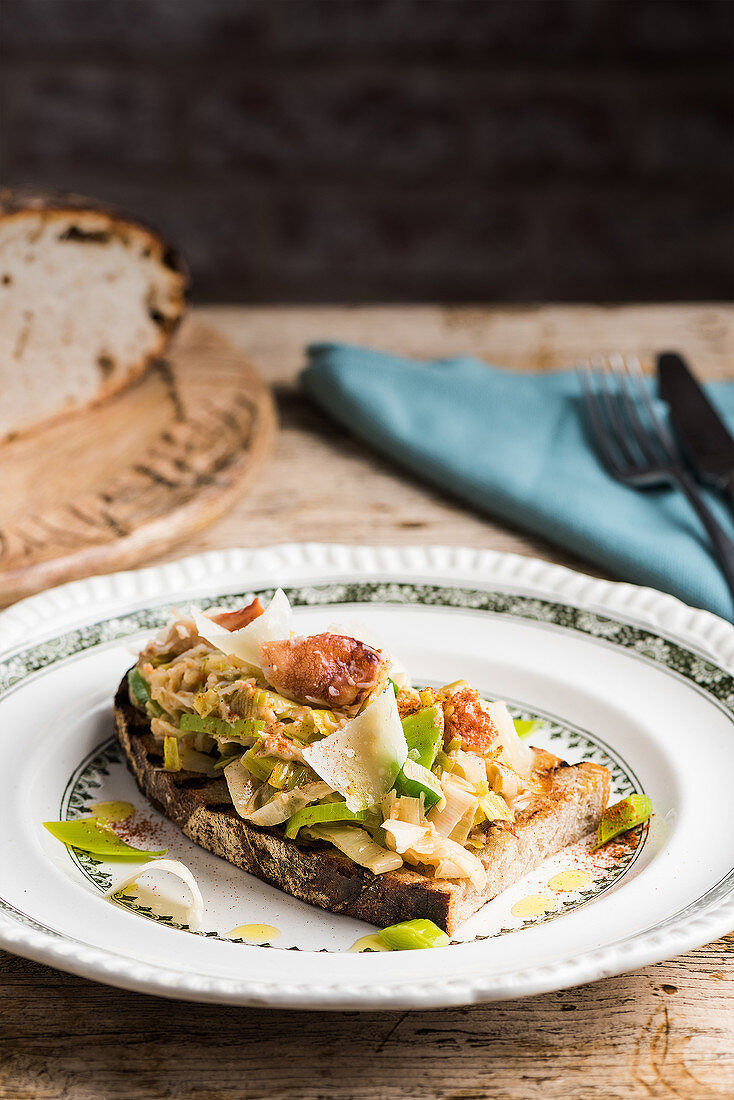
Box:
[113,676,610,935]
[0,188,188,441]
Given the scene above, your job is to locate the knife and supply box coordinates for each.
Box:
[658,351,734,509]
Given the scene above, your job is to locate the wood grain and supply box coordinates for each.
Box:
[0,943,731,1100]
[0,320,277,604]
[1,304,733,1099]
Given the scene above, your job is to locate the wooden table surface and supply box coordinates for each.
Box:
[2,304,733,1100]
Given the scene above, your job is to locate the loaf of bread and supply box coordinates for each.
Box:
[0,189,188,441]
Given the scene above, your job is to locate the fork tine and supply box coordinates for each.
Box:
[576,363,626,477]
[607,353,664,467]
[591,356,643,469]
[623,354,680,462]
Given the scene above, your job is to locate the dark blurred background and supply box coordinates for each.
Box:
[1,0,732,303]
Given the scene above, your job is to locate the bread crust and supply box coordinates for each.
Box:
[0,187,189,441]
[113,675,610,935]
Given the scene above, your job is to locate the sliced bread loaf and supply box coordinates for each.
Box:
[0,189,188,441]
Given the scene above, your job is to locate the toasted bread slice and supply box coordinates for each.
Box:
[113,676,610,935]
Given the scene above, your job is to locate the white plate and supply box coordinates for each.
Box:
[1,544,733,1009]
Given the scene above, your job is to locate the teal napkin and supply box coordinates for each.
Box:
[302,343,734,622]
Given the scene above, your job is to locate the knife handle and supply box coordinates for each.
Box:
[675,467,734,608]
[719,474,734,517]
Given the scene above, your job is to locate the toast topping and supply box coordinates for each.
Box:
[127,589,611,888]
[211,598,264,631]
[259,633,389,713]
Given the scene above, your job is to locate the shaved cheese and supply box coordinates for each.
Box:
[483,700,535,778]
[192,588,292,667]
[105,859,205,931]
[303,687,407,811]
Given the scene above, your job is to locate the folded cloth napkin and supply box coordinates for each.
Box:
[302,343,734,622]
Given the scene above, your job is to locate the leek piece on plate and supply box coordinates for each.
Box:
[593,794,653,850]
[378,918,450,951]
[44,818,166,860]
[513,718,543,740]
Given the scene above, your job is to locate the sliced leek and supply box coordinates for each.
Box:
[378,919,450,950]
[285,801,367,840]
[594,794,652,850]
[44,818,166,861]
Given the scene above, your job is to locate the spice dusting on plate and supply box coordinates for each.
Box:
[107,811,167,852]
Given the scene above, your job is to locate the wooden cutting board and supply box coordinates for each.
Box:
[0,321,277,605]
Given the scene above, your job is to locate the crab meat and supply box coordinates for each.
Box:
[443,686,500,755]
[211,598,264,632]
[259,633,389,712]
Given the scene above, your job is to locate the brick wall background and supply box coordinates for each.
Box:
[1,0,732,303]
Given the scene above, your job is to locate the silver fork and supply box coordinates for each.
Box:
[577,353,734,607]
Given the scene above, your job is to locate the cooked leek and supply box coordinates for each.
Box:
[164,735,181,772]
[401,706,443,769]
[284,763,314,790]
[513,718,542,740]
[284,801,367,839]
[223,759,260,819]
[232,686,269,720]
[105,858,204,931]
[451,749,486,787]
[193,688,221,717]
[428,774,477,837]
[128,667,151,708]
[247,782,331,826]
[213,745,244,770]
[304,823,403,873]
[268,760,293,790]
[177,744,218,775]
[290,708,339,742]
[179,713,264,739]
[594,794,652,850]
[394,757,444,809]
[378,919,449,950]
[382,819,429,854]
[478,790,514,823]
[242,745,277,782]
[44,818,166,860]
